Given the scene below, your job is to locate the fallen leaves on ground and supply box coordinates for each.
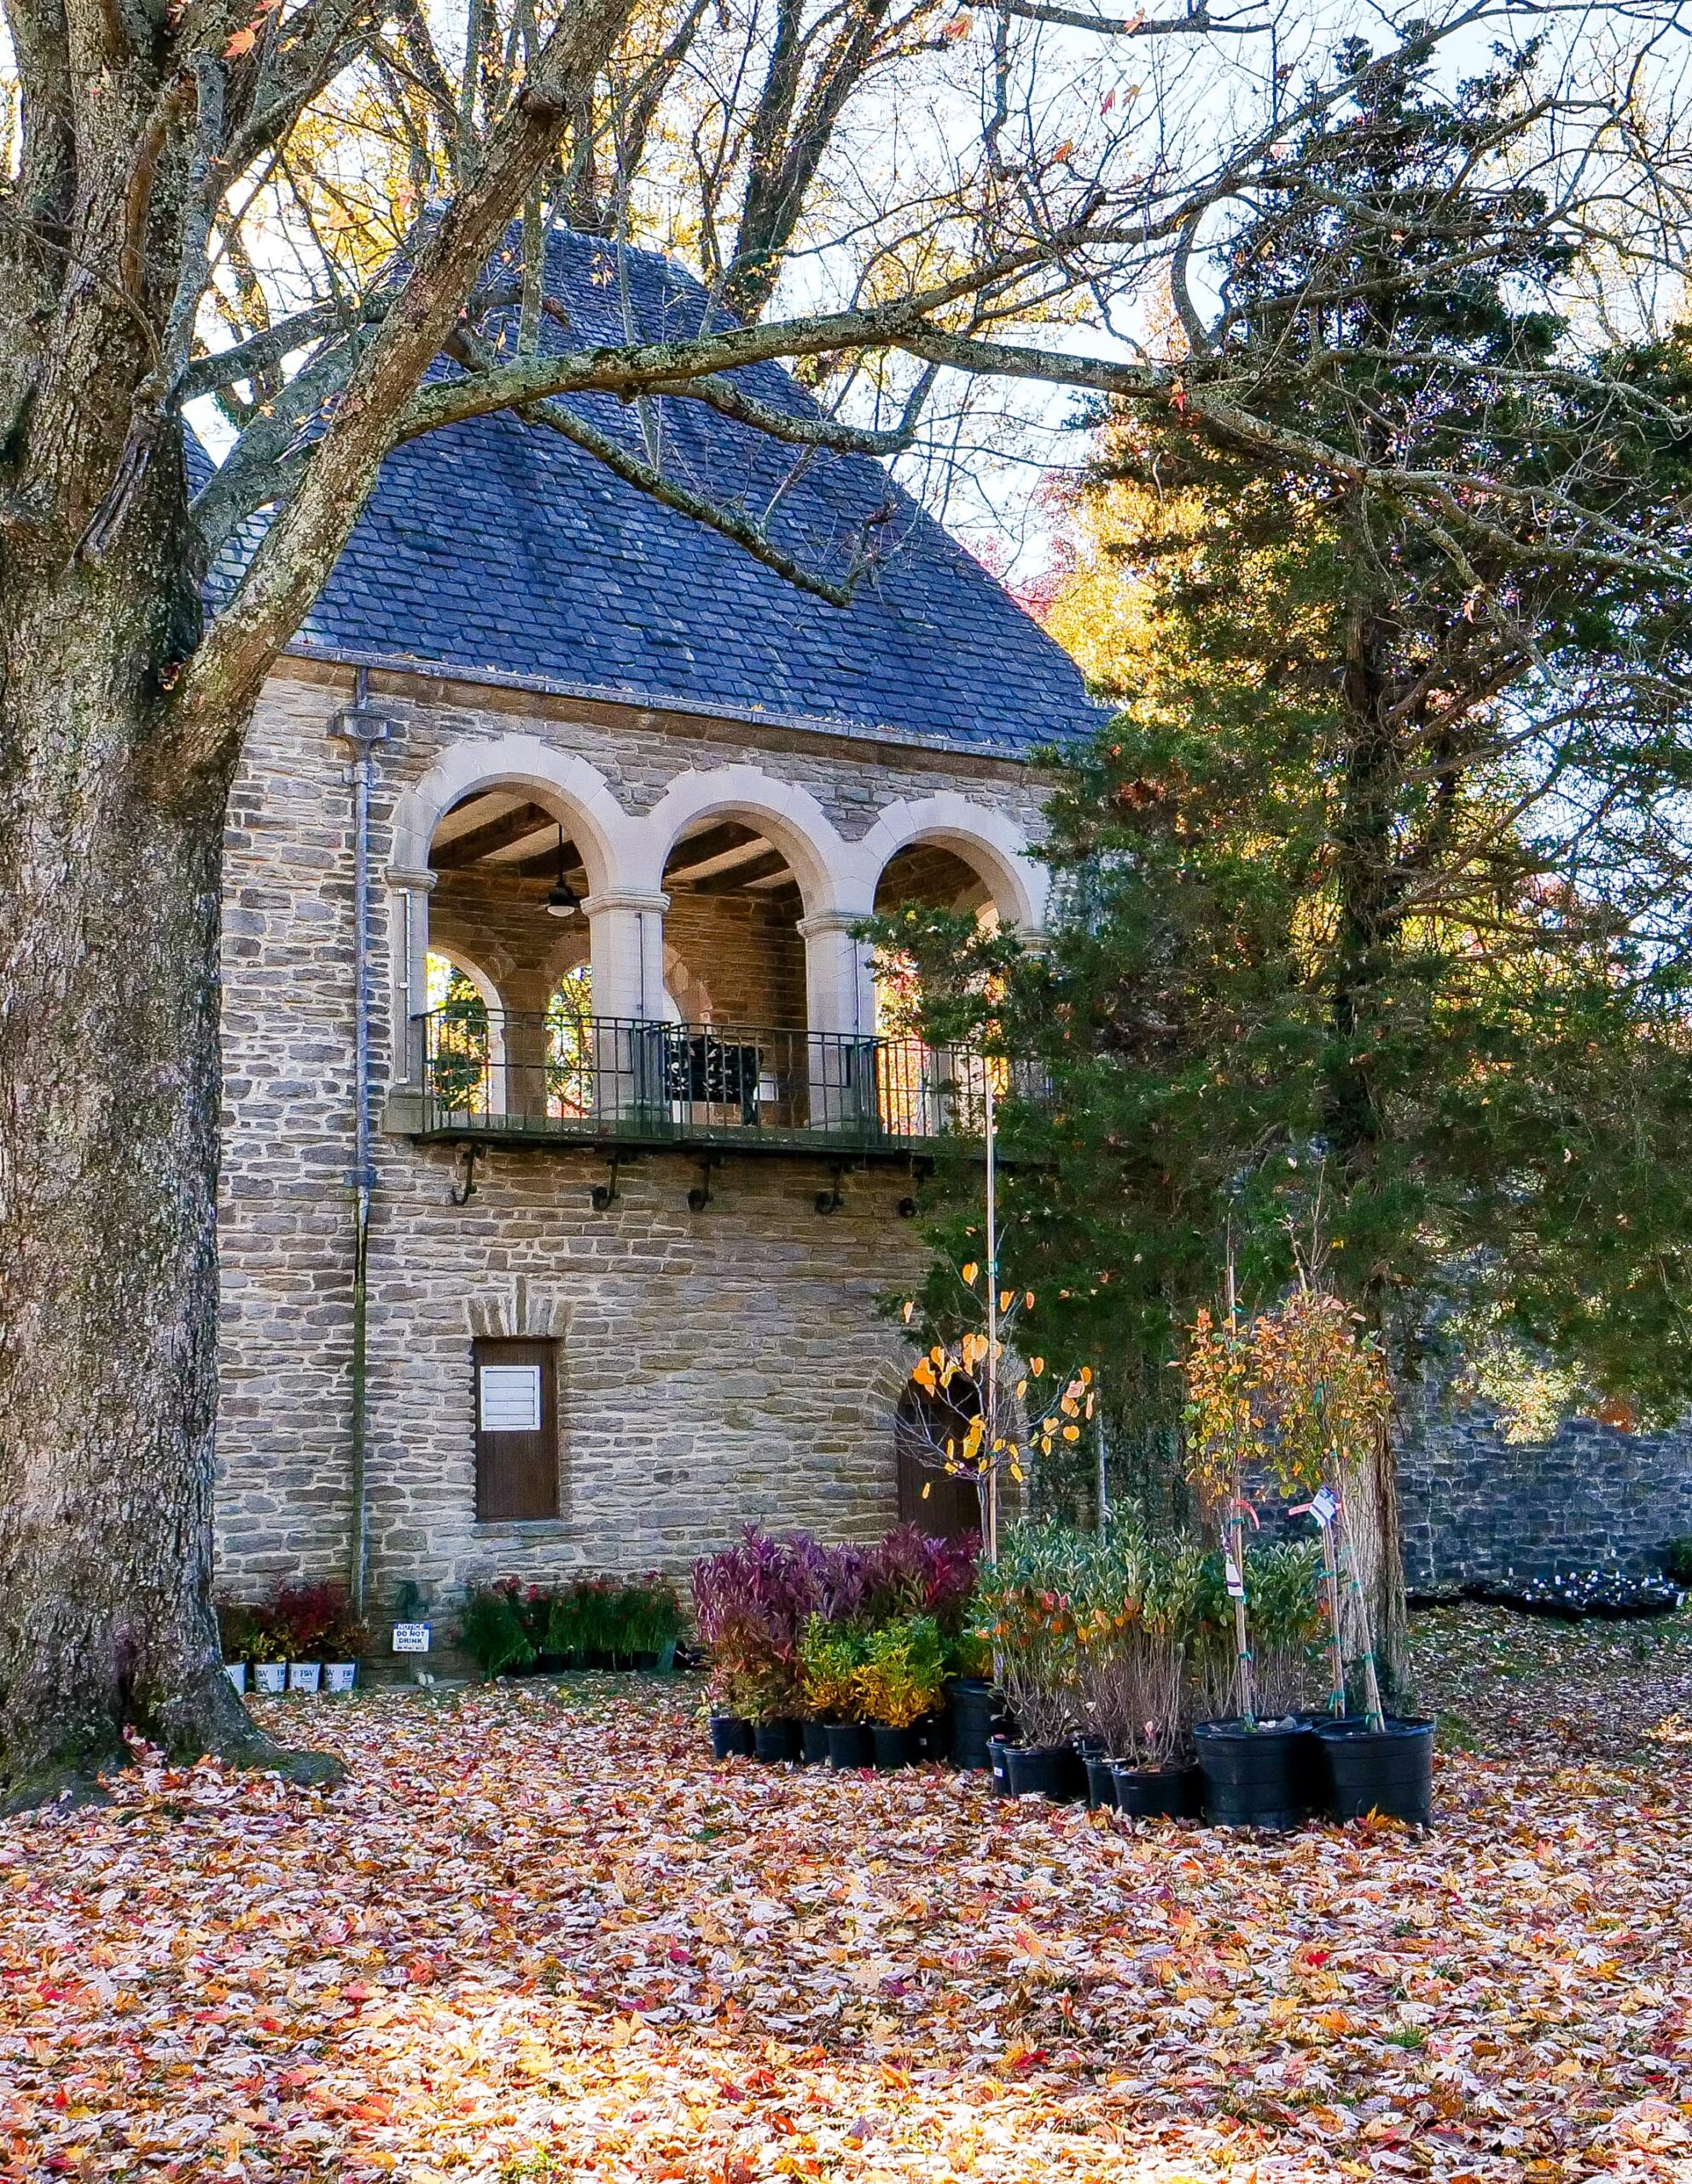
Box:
[2,1606,1689,2181]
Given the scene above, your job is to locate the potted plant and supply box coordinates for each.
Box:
[857,1614,946,1769]
[323,1599,369,1693]
[691,1529,823,1761]
[1256,1283,1434,1824]
[974,1525,1084,1799]
[250,1608,288,1694]
[1069,1526,1205,1818]
[459,1580,538,1678]
[272,1580,350,1693]
[215,1599,263,1693]
[1183,1304,1308,1829]
[799,1614,871,1767]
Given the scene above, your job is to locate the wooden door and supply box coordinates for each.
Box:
[473,1338,559,1521]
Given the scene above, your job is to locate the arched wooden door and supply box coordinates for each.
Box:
[894,1381,984,1545]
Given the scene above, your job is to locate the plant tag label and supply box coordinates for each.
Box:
[1311,1486,1340,1527]
[392,1622,432,1653]
[1224,1555,1245,1599]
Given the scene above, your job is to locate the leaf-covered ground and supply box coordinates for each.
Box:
[3,1606,1689,2181]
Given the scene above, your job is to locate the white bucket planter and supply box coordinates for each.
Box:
[288,1661,323,1694]
[224,1661,247,1693]
[253,1662,287,1695]
[323,1662,358,1694]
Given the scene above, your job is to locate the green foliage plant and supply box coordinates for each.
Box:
[857,1615,947,1730]
[974,1523,1084,1746]
[458,1583,538,1679]
[1073,1521,1205,1767]
[799,1616,869,1722]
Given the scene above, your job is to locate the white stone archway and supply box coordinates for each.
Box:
[424,943,509,1116]
[387,735,660,1028]
[638,765,859,1034]
[848,793,1048,935]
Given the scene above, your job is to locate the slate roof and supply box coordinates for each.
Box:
[203,229,1097,759]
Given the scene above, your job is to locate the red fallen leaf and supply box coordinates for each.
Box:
[404,1956,437,1984]
[344,1982,374,2001]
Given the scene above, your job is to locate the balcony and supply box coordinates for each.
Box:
[398,1009,1037,1156]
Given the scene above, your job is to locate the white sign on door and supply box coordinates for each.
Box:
[480,1363,543,1432]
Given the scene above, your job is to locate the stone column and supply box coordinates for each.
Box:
[797,906,877,1135]
[582,889,670,1118]
[385,864,437,1089]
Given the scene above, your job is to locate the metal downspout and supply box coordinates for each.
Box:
[335,671,388,1617]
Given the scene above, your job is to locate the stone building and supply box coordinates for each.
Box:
[213,231,1096,1612]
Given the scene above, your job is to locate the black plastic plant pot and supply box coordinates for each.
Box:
[987,1735,1015,1798]
[753,1718,802,1763]
[1083,1754,1119,1809]
[948,1680,997,1769]
[826,1721,873,1770]
[1112,1763,1202,1820]
[1193,1718,1311,1830]
[1291,1711,1366,1810]
[709,1715,754,1760]
[1003,1743,1083,1800]
[1315,1716,1435,1827]
[799,1720,831,1766]
[911,1709,948,1763]
[871,1723,916,1769]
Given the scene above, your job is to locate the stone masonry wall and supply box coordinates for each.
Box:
[215,663,1041,1606]
[1396,1409,1692,1590]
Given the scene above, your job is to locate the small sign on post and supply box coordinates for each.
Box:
[392,1622,432,1654]
[1311,1485,1340,1528]
[1224,1554,1246,1600]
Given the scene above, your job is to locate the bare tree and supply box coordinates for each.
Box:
[2,0,1689,1802]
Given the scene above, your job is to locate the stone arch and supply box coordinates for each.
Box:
[423,942,509,1117]
[850,793,1047,934]
[636,764,850,918]
[388,734,637,900]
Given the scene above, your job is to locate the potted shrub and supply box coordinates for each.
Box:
[459,1580,539,1678]
[857,1614,946,1769]
[250,1608,288,1694]
[799,1615,871,1768]
[323,1600,369,1693]
[215,1599,263,1693]
[626,1575,683,1670]
[691,1529,823,1761]
[1183,1306,1308,1828]
[1255,1284,1435,1825]
[270,1580,348,1694]
[1070,1527,1206,1818]
[974,1525,1084,1799]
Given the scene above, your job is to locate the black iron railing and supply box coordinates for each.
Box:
[410,1010,1042,1150]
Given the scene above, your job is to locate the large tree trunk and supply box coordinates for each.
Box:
[0,450,334,1804]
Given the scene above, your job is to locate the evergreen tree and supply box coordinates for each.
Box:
[886,41,1692,1697]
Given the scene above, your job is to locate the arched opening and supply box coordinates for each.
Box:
[869,842,1009,1141]
[423,949,506,1117]
[894,1380,985,1545]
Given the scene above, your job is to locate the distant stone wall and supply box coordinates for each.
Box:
[1397,1409,1692,1589]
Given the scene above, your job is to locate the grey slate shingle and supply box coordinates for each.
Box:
[206,229,1099,758]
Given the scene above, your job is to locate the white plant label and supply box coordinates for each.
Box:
[1224,1555,1246,1600]
[1311,1486,1340,1527]
[480,1363,542,1432]
[392,1622,432,1653]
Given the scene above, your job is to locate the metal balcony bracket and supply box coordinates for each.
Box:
[815,1161,850,1216]
[590,1153,624,1212]
[448,1141,481,1206]
[687,1153,723,1214]
[897,1154,933,1220]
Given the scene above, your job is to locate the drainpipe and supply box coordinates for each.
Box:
[333,671,390,1617]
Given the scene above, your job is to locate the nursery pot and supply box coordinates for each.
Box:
[709,1715,755,1759]
[913,1707,949,1763]
[224,1662,247,1694]
[1003,1743,1084,1801]
[870,1723,916,1770]
[1083,1754,1119,1810]
[252,1662,287,1696]
[948,1679,998,1770]
[323,1663,358,1694]
[1193,1718,1311,1831]
[753,1718,803,1763]
[287,1662,322,1694]
[1292,1711,1366,1811]
[826,1721,873,1769]
[1111,1763,1203,1821]
[987,1734,1015,1798]
[799,1720,831,1766]
[1315,1716,1435,1827]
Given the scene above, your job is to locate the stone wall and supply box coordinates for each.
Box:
[215,661,1039,1607]
[1397,1409,1692,1590]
